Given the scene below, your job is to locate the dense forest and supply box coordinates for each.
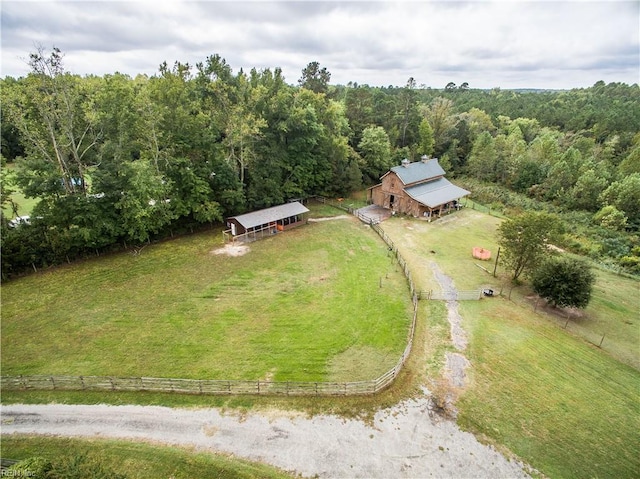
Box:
[1,48,639,279]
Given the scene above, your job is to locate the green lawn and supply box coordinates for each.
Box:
[382,210,639,369]
[381,211,503,292]
[458,299,640,479]
[381,209,640,479]
[1,435,293,478]
[1,211,412,382]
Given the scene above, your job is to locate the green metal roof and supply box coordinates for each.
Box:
[388,159,445,185]
[229,202,309,229]
[404,178,470,208]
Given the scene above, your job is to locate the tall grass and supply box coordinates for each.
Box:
[2,435,293,479]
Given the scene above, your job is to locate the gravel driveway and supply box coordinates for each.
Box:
[2,400,530,478]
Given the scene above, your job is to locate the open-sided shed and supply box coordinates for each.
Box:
[225,201,309,242]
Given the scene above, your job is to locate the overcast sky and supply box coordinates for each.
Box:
[1,0,638,89]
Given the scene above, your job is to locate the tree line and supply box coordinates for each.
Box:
[1,47,639,279]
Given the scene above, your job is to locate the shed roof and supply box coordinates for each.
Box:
[404,178,470,208]
[385,159,446,185]
[228,202,309,229]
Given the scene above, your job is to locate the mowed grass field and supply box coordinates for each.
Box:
[381,209,640,479]
[1,208,412,382]
[383,210,640,368]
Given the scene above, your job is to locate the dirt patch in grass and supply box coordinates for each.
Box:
[526,294,587,321]
[211,243,250,257]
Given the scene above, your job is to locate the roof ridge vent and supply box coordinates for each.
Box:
[401,158,410,167]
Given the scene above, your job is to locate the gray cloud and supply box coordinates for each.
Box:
[1,0,638,89]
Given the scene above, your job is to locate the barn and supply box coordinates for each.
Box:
[225,201,309,242]
[367,157,470,220]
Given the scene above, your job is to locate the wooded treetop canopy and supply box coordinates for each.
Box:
[228,202,309,230]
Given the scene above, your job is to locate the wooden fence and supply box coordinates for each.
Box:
[223,224,279,244]
[313,196,363,216]
[1,375,399,396]
[315,198,381,225]
[2,202,420,398]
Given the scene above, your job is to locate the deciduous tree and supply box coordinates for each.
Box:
[423,97,455,156]
[467,131,497,181]
[358,126,392,183]
[593,205,628,231]
[600,173,640,230]
[418,118,435,157]
[7,46,101,197]
[568,169,607,212]
[498,211,564,281]
[531,256,595,309]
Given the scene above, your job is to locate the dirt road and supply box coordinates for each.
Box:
[2,399,530,478]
